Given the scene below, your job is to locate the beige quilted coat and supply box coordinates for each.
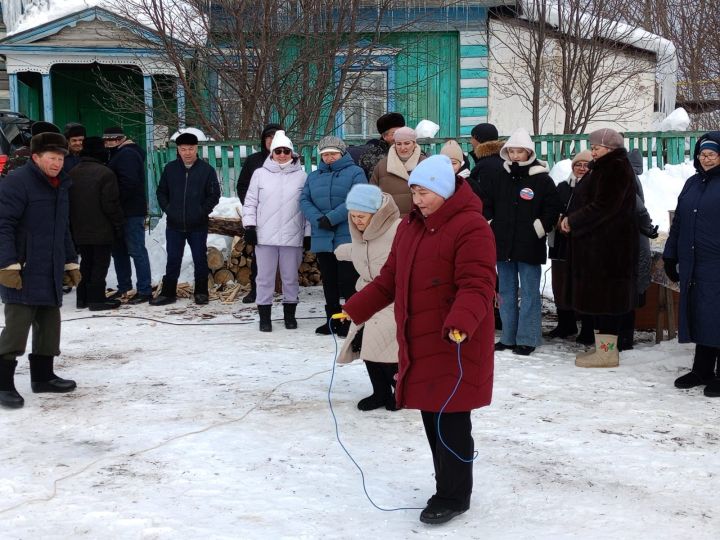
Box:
[335,193,401,364]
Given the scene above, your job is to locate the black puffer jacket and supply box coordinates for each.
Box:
[468,139,505,200]
[236,123,281,203]
[107,141,147,217]
[157,157,221,232]
[483,159,562,264]
[68,157,124,245]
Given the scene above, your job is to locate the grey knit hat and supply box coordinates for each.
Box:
[318,135,347,155]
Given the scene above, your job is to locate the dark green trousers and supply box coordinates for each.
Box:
[0,304,61,360]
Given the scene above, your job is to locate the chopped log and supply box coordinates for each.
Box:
[230,235,245,255]
[213,268,235,285]
[236,267,252,285]
[207,247,225,270]
[208,216,244,237]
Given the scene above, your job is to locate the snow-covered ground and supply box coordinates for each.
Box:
[0,287,718,539]
[1,156,713,537]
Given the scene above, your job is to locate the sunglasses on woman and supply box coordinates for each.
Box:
[273,148,292,155]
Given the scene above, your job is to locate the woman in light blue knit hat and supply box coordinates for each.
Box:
[335,184,401,411]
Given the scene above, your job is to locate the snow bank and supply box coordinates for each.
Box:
[660,108,691,132]
[0,289,718,539]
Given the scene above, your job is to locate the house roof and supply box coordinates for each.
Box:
[0,6,186,76]
[0,6,178,48]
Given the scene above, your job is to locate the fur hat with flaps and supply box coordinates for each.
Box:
[64,123,86,139]
[31,132,68,155]
[376,112,405,134]
[31,121,60,136]
[500,128,536,162]
[270,130,294,153]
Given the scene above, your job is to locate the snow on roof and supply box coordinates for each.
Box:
[2,0,108,35]
[2,0,204,42]
[518,0,677,116]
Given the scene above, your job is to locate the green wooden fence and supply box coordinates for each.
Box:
[147,130,705,216]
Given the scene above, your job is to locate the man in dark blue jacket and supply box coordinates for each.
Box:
[0,132,80,409]
[151,132,221,306]
[103,126,153,304]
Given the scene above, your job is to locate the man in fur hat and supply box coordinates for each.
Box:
[0,132,80,409]
[1,121,61,177]
[62,122,87,173]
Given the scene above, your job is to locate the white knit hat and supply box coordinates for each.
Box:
[499,128,536,161]
[270,130,294,153]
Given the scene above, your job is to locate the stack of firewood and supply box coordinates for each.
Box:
[206,216,322,294]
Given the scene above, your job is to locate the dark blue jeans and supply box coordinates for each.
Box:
[112,216,152,295]
[165,228,209,283]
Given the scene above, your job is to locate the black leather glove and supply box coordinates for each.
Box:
[641,224,659,239]
[303,236,312,250]
[663,258,680,282]
[244,226,258,246]
[350,326,364,353]
[318,216,333,231]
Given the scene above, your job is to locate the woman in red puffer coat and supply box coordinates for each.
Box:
[343,155,496,526]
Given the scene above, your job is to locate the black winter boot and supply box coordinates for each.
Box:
[283,303,298,330]
[258,304,273,332]
[576,315,595,345]
[87,282,120,311]
[242,282,256,304]
[358,361,395,411]
[675,344,717,389]
[0,358,24,408]
[28,354,77,393]
[544,309,578,339]
[380,363,399,411]
[76,281,88,309]
[149,277,178,306]
[194,278,209,305]
[315,305,339,335]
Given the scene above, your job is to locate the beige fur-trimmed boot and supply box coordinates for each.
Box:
[575,333,619,368]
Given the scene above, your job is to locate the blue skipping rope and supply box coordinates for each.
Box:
[327,317,477,512]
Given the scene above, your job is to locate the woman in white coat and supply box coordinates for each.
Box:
[335,184,401,411]
[243,131,309,332]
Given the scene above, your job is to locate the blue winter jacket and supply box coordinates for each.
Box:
[0,161,78,306]
[300,152,367,253]
[108,142,147,217]
[664,131,720,347]
[157,157,221,232]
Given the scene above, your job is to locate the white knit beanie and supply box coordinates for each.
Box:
[499,128,536,161]
[270,130,294,153]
